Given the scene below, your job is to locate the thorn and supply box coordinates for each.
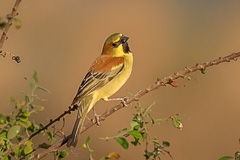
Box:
[210,61,214,65]
[160,82,166,86]
[133,97,139,101]
[195,63,199,67]
[145,88,150,93]
[219,57,222,60]
[179,74,185,78]
[226,58,230,62]
[184,66,191,72]
[233,58,238,61]
[106,108,110,115]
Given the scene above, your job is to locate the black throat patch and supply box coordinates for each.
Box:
[122,42,130,53]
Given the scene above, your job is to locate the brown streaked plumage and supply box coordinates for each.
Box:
[91,55,124,72]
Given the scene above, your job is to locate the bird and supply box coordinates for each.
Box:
[67,33,133,147]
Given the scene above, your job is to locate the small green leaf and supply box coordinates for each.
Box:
[13,17,22,29]
[34,106,45,112]
[144,151,153,159]
[8,96,16,102]
[19,115,28,122]
[47,131,56,143]
[24,77,34,89]
[116,137,129,149]
[19,121,31,128]
[0,139,5,146]
[85,136,91,144]
[14,146,21,154]
[118,128,127,134]
[89,149,94,153]
[7,125,21,139]
[130,121,139,130]
[33,70,38,84]
[25,140,33,146]
[147,113,155,124]
[235,151,240,160]
[27,122,38,132]
[59,150,68,159]
[142,133,147,141]
[0,21,7,29]
[24,145,33,154]
[82,143,87,149]
[162,141,170,147]
[200,68,206,74]
[16,135,23,141]
[0,131,7,138]
[131,137,140,146]
[218,156,234,160]
[36,86,51,93]
[23,111,31,117]
[128,130,142,139]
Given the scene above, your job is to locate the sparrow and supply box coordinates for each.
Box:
[67,33,133,147]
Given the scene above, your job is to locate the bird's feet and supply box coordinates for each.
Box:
[107,97,129,107]
[92,107,101,126]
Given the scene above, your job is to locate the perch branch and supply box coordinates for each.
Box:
[29,52,240,159]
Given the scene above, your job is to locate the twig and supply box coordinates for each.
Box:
[0,0,22,49]
[0,0,22,63]
[29,52,239,159]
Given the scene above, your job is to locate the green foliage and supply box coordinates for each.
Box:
[0,14,22,30]
[219,151,240,160]
[116,137,129,149]
[0,70,57,159]
[218,156,234,160]
[100,102,183,160]
[82,136,95,160]
[200,68,206,74]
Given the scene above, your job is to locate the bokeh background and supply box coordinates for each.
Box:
[1,0,240,159]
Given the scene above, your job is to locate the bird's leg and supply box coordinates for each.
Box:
[92,107,101,126]
[105,97,128,107]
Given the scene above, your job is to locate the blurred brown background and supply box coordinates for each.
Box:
[1,0,240,159]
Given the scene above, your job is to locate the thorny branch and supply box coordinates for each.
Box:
[0,0,22,62]
[3,52,240,159]
[30,52,240,159]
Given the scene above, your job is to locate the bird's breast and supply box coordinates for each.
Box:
[94,53,133,101]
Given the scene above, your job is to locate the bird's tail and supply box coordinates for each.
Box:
[67,95,93,147]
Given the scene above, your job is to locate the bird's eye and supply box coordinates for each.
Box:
[112,43,117,47]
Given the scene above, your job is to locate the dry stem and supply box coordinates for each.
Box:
[0,0,22,55]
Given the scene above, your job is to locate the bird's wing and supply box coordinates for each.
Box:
[71,55,124,105]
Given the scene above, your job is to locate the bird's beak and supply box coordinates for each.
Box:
[120,35,129,44]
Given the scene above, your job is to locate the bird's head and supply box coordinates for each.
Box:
[102,33,131,57]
